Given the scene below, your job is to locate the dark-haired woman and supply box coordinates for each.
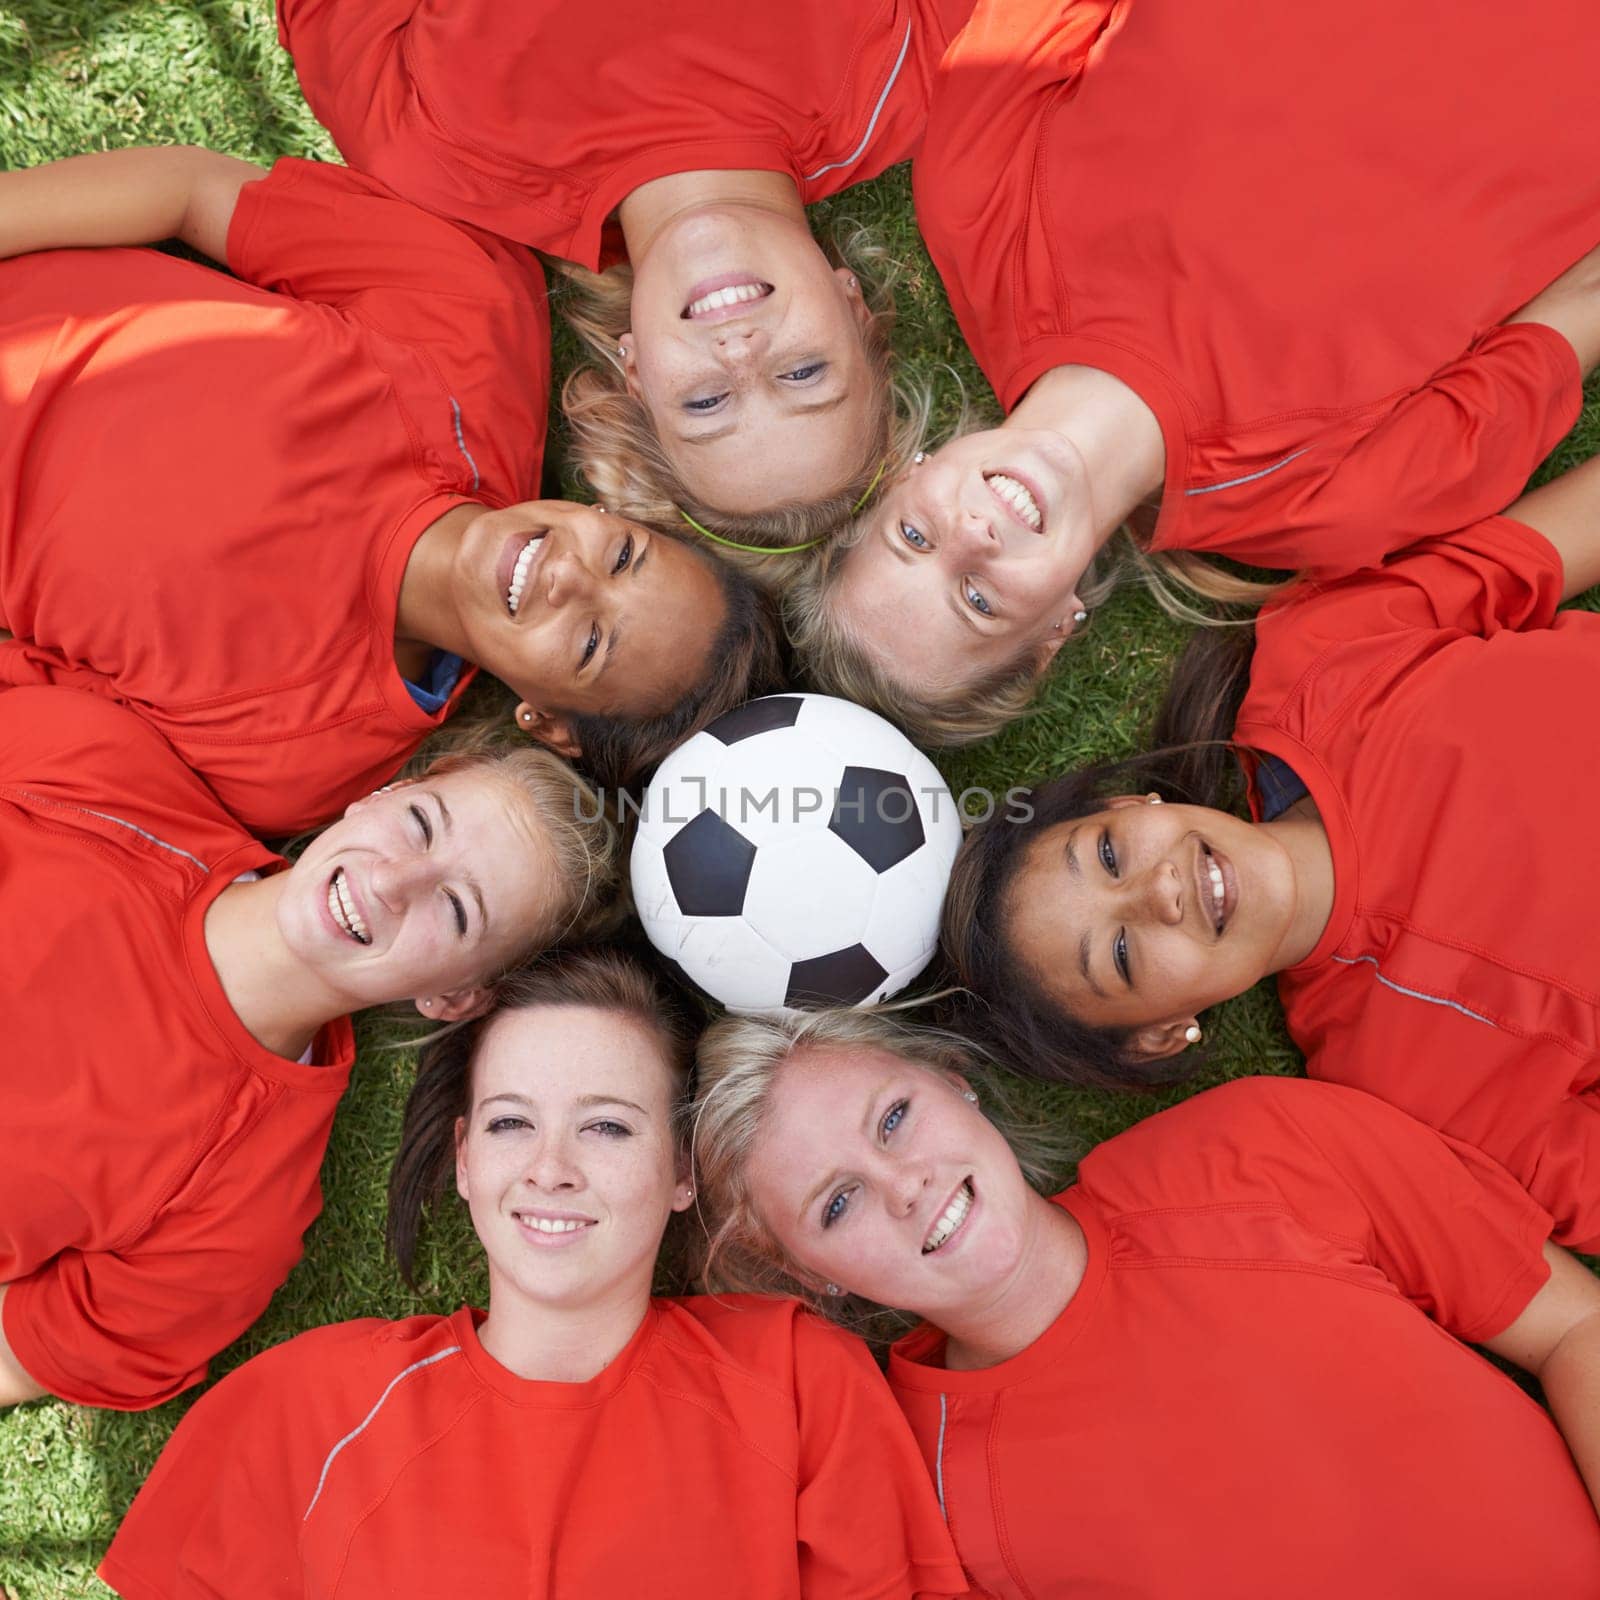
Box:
[0,146,778,835]
[100,949,968,1599]
[943,448,1600,1251]
[690,1008,1600,1597]
[0,687,616,1412]
[276,0,965,561]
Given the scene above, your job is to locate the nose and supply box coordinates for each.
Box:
[1129,858,1184,926]
[951,504,1000,557]
[886,1155,930,1219]
[714,324,769,365]
[367,852,439,912]
[524,1130,582,1192]
[543,545,595,608]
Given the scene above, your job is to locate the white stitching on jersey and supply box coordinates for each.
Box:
[804,20,913,181]
[449,398,481,492]
[934,1392,949,1518]
[1184,448,1310,497]
[1332,954,1496,1026]
[302,1345,463,1522]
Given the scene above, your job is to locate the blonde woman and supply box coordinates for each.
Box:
[0,687,617,1412]
[277,0,962,570]
[690,1009,1600,1598]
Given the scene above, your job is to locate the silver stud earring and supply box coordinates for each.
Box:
[912,450,927,465]
[824,1283,843,1297]
[1146,793,1162,805]
[520,709,533,725]
[962,1090,978,1103]
[617,344,627,359]
[847,275,858,289]
[1184,1024,1203,1046]
[1073,609,1089,625]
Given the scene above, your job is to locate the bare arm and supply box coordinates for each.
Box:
[1482,1241,1600,1517]
[1504,452,1600,601]
[0,1286,48,1408]
[1511,240,1600,378]
[0,146,267,267]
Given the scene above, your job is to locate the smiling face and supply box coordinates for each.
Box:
[277,772,556,1015]
[744,1045,1036,1325]
[622,208,877,514]
[832,426,1099,695]
[452,501,726,740]
[454,1004,691,1318]
[1005,798,1300,1052]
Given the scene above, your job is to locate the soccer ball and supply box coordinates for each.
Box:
[630,694,963,1013]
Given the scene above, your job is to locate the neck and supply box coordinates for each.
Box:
[1009,364,1166,551]
[477,1274,653,1384]
[395,502,482,671]
[203,876,341,1060]
[940,1193,1087,1370]
[618,169,806,260]
[1260,805,1336,968]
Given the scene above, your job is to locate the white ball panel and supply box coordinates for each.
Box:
[859,849,948,975]
[675,916,792,1011]
[741,836,880,962]
[629,838,678,927]
[692,730,847,851]
[633,731,731,849]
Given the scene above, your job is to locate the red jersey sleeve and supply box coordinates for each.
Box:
[1087,1078,1552,1344]
[98,1329,365,1599]
[1169,322,1582,575]
[227,158,549,498]
[790,1311,969,1598]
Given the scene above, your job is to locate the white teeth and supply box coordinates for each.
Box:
[984,472,1043,531]
[1207,857,1225,929]
[328,869,371,944]
[520,1216,590,1234]
[506,536,542,616]
[685,282,768,317]
[923,1180,974,1254]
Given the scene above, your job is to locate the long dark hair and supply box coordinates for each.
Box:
[939,626,1255,1087]
[386,946,696,1288]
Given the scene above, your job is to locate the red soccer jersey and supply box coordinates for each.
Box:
[0,157,549,836]
[914,0,1600,574]
[887,1078,1600,1599]
[100,1297,970,1600]
[1234,517,1600,1250]
[0,689,355,1410]
[276,0,976,267]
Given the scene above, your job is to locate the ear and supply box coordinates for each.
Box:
[514,701,582,761]
[1122,1016,1201,1064]
[833,265,872,332]
[670,1180,695,1215]
[1103,793,1159,811]
[618,332,644,401]
[454,1115,470,1203]
[415,987,495,1024]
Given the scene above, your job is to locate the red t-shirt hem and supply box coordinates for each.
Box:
[95,1555,166,1600]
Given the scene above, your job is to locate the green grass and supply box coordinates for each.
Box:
[2,4,1598,1594]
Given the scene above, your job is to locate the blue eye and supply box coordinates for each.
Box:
[880,1099,908,1140]
[685,392,728,413]
[1099,830,1118,875]
[612,534,634,575]
[822,1187,853,1228]
[899,522,930,550]
[586,1120,631,1138]
[780,362,825,382]
[964,581,993,616]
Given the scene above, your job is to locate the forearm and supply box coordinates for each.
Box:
[1540,1310,1600,1519]
[0,146,265,265]
[1505,452,1600,601]
[0,1285,48,1408]
[1510,240,1600,378]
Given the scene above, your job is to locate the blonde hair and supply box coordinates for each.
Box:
[688,1008,1078,1338]
[552,227,920,591]
[415,741,623,964]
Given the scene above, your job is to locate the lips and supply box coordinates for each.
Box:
[680,274,773,321]
[1197,840,1237,935]
[327,866,372,945]
[982,469,1045,533]
[512,1208,596,1246]
[497,532,547,618]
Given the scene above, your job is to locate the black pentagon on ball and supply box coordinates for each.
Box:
[663,810,757,917]
[785,944,890,1008]
[828,766,926,873]
[704,695,804,745]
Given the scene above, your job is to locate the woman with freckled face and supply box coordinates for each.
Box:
[98,951,969,1600]
[0,145,778,836]
[0,686,619,1415]
[690,1008,1600,1598]
[788,0,1600,745]
[276,0,974,560]
[943,447,1600,1255]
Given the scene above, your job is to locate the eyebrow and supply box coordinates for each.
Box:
[426,789,489,930]
[477,1091,652,1116]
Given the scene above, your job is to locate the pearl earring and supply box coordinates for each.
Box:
[1146,793,1162,805]
[520,709,533,725]
[617,344,627,359]
[912,451,927,465]
[1184,1024,1202,1045]
[824,1283,843,1297]
[847,275,858,289]
[1073,609,1089,625]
